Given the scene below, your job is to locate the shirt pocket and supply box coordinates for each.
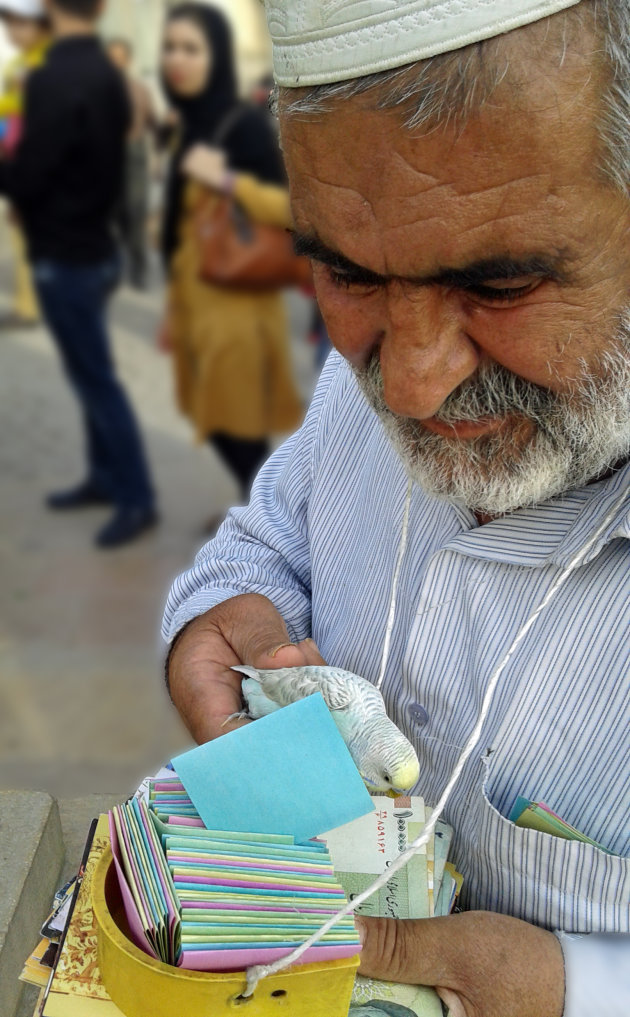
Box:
[462,755,630,933]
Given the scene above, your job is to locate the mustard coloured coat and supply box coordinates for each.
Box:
[168,175,303,442]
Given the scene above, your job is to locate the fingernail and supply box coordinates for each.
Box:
[269,642,295,658]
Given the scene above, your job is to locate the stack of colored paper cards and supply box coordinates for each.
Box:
[166,823,359,967]
[509,796,611,852]
[148,778,204,827]
[110,799,181,965]
[110,796,361,971]
[109,695,376,971]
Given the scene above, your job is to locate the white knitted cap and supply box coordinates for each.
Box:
[0,0,45,17]
[264,0,583,87]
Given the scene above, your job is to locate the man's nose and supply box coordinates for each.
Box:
[378,280,479,419]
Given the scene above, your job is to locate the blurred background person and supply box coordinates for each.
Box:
[107,36,157,291]
[159,3,302,526]
[0,0,48,328]
[251,71,273,110]
[0,0,157,547]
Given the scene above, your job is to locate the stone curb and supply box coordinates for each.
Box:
[0,791,65,1017]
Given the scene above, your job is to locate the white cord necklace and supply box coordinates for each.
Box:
[243,482,628,998]
[376,478,413,693]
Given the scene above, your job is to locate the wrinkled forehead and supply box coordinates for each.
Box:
[276,6,604,182]
[281,81,592,207]
[279,75,612,282]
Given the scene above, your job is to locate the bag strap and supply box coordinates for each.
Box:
[211,105,246,148]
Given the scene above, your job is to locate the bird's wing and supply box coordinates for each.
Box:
[254,666,356,711]
[231,664,359,711]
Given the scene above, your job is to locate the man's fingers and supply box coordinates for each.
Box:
[169,650,247,743]
[296,637,327,665]
[166,594,328,744]
[356,912,565,1017]
[219,595,327,669]
[435,988,467,1017]
[219,594,297,666]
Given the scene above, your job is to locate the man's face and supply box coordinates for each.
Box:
[280,51,630,513]
[4,14,42,49]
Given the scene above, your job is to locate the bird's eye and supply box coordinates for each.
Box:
[383,773,391,784]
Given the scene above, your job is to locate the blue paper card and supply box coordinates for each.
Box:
[172,693,374,842]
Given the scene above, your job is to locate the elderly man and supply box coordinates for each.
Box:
[163,1,629,1015]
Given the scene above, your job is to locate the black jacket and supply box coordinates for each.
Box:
[0,35,130,263]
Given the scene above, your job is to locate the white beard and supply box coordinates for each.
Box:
[353,315,630,516]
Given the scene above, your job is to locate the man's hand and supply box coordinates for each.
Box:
[181,144,228,189]
[167,594,325,743]
[355,911,565,1017]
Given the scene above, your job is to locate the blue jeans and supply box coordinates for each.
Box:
[33,257,154,510]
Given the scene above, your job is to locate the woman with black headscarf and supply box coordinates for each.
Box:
[159,3,302,515]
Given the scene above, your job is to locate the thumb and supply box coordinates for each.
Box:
[257,637,327,670]
[254,641,315,670]
[354,916,448,987]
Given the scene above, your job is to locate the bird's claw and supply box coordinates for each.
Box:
[221,711,251,727]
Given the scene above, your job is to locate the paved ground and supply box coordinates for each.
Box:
[0,239,316,801]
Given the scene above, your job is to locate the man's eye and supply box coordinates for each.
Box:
[466,278,542,303]
[326,267,377,290]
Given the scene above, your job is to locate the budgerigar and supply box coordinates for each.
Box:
[230,664,420,795]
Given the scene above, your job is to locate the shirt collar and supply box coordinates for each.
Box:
[439,460,630,568]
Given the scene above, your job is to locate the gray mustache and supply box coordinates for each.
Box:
[363,357,558,425]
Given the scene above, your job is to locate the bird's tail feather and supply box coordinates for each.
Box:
[231,664,260,682]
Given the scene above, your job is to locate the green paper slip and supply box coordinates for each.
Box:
[407,820,430,920]
[154,807,201,817]
[180,910,356,926]
[180,935,358,943]
[178,891,346,909]
[432,817,453,906]
[164,840,333,862]
[169,866,341,888]
[151,812,295,844]
[180,927,358,939]
[434,870,455,917]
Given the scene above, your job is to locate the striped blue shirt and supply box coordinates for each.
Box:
[163,352,630,1015]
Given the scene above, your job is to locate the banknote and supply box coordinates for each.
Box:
[424,811,453,916]
[322,797,431,919]
[351,974,445,1017]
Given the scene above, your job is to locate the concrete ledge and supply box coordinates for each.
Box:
[0,791,64,1017]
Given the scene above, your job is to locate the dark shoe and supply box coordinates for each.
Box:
[95,506,158,548]
[46,482,112,510]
